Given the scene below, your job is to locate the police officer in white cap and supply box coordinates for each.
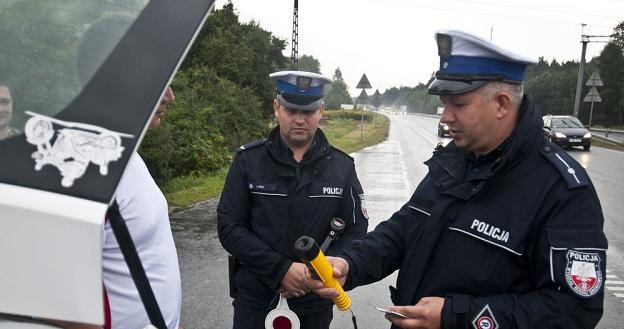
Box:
[218,71,369,329]
[314,30,606,329]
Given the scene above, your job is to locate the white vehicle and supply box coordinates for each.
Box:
[0,1,215,328]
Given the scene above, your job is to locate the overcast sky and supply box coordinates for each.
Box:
[214,0,623,95]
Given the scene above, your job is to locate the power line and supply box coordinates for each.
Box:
[378,0,618,28]
[453,0,623,20]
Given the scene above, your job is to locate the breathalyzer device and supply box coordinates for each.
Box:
[294,236,351,311]
[319,217,345,253]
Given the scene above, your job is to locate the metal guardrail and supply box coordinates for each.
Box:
[588,128,624,146]
[588,127,624,136]
[590,133,624,146]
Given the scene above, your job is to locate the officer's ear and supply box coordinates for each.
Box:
[273,99,280,119]
[494,91,513,119]
[319,103,325,117]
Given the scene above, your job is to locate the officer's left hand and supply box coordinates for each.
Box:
[384,297,444,329]
[311,256,349,299]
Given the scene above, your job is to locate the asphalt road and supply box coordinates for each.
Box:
[171,112,624,328]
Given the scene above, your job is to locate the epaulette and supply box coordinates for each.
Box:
[540,143,588,189]
[236,139,266,154]
[330,146,354,160]
[432,142,447,155]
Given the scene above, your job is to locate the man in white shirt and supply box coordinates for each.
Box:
[101,86,182,329]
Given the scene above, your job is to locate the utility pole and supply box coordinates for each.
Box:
[573,35,589,118]
[290,0,299,70]
[572,31,612,118]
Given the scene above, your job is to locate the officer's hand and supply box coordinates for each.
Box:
[384,297,444,329]
[279,262,315,299]
[311,256,349,299]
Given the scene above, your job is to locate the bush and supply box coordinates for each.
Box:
[141,66,269,182]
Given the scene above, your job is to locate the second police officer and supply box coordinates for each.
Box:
[217,70,369,329]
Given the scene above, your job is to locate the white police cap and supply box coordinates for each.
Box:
[269,70,332,111]
[428,29,537,95]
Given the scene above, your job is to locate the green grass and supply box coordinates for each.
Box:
[161,168,228,210]
[321,110,390,154]
[162,110,389,210]
[592,139,624,152]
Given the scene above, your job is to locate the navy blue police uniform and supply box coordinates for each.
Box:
[217,71,369,329]
[339,30,607,329]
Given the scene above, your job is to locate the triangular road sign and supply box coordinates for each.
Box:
[372,89,381,107]
[358,89,369,103]
[356,74,372,89]
[583,86,602,103]
[585,70,604,87]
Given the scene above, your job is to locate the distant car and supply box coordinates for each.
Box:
[438,121,450,137]
[543,115,592,150]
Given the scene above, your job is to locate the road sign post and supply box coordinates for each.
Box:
[583,70,603,127]
[356,74,372,142]
[358,89,368,142]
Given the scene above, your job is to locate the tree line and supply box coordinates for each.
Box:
[144,4,623,183]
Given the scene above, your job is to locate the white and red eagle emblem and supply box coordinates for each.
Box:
[565,250,603,297]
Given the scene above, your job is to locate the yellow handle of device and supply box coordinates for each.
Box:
[308,248,351,311]
[295,236,351,311]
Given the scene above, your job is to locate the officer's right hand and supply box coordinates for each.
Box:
[279,262,313,298]
[311,256,349,299]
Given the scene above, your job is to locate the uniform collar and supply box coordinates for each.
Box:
[276,132,318,165]
[267,126,330,166]
[465,138,509,166]
[485,95,545,170]
[433,95,543,180]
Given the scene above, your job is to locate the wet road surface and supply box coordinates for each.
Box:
[170,199,232,328]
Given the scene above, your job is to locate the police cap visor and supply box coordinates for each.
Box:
[427,78,488,96]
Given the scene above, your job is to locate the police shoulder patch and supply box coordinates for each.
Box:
[236,139,267,154]
[565,250,603,297]
[359,193,369,220]
[540,143,588,189]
